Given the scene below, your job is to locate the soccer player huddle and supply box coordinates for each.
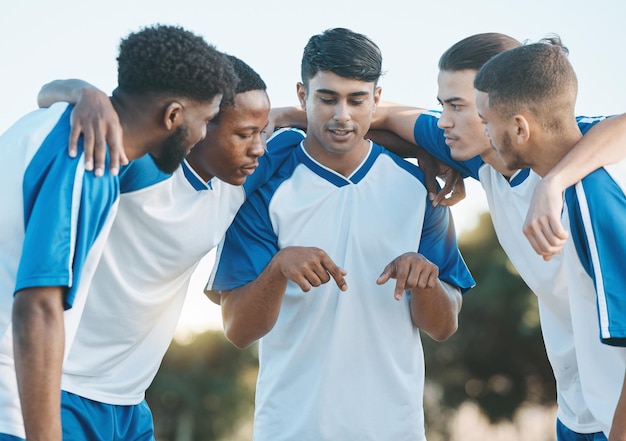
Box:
[1,24,625,441]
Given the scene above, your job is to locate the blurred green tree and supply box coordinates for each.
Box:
[146,330,257,441]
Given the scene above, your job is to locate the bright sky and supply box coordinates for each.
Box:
[2,0,625,340]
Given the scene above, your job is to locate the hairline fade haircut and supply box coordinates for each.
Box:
[211,54,268,123]
[300,27,384,88]
[116,24,238,103]
[474,35,578,131]
[438,32,521,72]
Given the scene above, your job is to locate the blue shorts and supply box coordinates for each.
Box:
[0,434,24,441]
[61,390,155,441]
[557,418,607,441]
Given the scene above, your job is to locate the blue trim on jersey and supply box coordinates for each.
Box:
[16,106,119,309]
[565,167,626,346]
[243,128,305,195]
[118,155,171,193]
[181,161,207,191]
[212,143,475,293]
[508,168,531,187]
[296,147,351,187]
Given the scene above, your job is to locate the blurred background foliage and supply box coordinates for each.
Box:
[147,211,555,440]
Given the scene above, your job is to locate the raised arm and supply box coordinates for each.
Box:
[208,246,347,349]
[523,113,626,260]
[38,79,126,176]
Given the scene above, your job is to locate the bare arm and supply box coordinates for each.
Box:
[209,247,347,349]
[609,372,626,441]
[12,286,65,441]
[38,79,127,176]
[524,114,626,260]
[370,101,427,145]
[376,252,462,341]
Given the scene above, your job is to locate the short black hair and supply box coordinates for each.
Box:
[474,36,577,128]
[116,24,238,103]
[300,28,383,87]
[438,33,521,72]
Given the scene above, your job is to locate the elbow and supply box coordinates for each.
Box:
[428,318,459,342]
[223,316,271,350]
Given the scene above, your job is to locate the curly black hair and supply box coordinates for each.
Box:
[117,24,238,102]
[218,54,267,108]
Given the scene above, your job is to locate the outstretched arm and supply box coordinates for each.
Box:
[12,287,65,441]
[209,246,347,349]
[523,114,626,260]
[38,79,126,176]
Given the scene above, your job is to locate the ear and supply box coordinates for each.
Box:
[163,101,184,131]
[296,82,307,110]
[513,114,530,144]
[372,86,382,113]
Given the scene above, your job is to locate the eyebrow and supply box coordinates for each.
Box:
[316,89,370,97]
[437,96,465,104]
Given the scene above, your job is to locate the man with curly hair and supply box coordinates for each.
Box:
[0,24,236,441]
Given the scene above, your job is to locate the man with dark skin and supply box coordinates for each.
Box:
[0,24,236,441]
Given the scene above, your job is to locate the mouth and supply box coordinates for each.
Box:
[241,164,258,175]
[328,127,354,140]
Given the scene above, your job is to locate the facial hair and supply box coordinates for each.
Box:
[150,125,190,174]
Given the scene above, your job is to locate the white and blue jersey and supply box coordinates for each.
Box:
[59,128,305,409]
[561,158,626,435]
[208,141,474,441]
[0,102,120,439]
[412,111,607,435]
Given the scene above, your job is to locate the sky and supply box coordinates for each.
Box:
[2,0,625,340]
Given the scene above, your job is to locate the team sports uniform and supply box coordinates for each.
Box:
[207,141,475,441]
[59,128,305,439]
[413,111,609,438]
[562,158,626,435]
[0,102,120,440]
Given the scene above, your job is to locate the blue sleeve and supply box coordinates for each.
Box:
[210,186,279,291]
[565,167,626,346]
[413,111,484,180]
[243,128,305,195]
[16,114,119,309]
[418,201,475,293]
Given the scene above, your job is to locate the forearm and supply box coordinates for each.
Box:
[609,370,626,441]
[37,78,98,108]
[545,114,626,191]
[370,101,426,143]
[269,106,307,130]
[220,259,288,349]
[410,281,462,341]
[12,287,65,441]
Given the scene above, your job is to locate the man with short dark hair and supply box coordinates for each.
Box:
[474,36,626,440]
[0,24,236,441]
[206,28,475,441]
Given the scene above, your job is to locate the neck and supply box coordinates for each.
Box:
[532,129,583,177]
[480,148,518,178]
[302,138,370,178]
[111,90,157,161]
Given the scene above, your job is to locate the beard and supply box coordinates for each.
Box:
[150,125,191,174]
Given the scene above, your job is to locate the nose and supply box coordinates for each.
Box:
[437,108,453,129]
[250,133,266,157]
[333,102,350,123]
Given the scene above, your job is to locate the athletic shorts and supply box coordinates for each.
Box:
[61,390,155,441]
[0,434,24,441]
[557,418,608,441]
